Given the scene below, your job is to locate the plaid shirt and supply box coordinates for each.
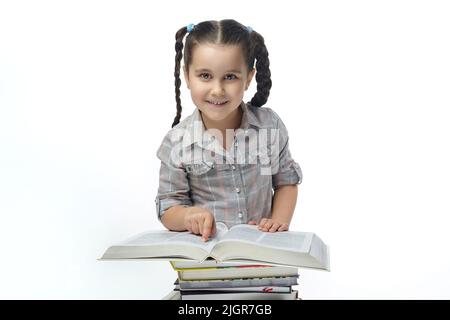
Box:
[155,101,302,227]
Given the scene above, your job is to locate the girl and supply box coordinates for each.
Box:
[155,19,302,241]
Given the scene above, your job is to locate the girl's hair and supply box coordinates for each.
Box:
[172,19,272,128]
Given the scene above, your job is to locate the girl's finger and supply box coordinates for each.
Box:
[248,220,257,225]
[201,215,213,241]
[262,220,273,231]
[278,224,289,232]
[258,218,268,229]
[269,223,281,232]
[191,219,200,234]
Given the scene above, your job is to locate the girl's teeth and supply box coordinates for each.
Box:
[209,101,226,105]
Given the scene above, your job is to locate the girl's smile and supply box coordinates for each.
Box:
[207,100,229,107]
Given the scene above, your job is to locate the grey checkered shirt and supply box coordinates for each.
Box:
[155,101,302,227]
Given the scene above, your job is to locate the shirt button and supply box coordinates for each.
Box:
[231,165,236,170]
[238,212,243,218]
[234,142,239,147]
[235,187,241,193]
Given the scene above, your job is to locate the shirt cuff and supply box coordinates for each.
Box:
[155,196,193,220]
[272,162,303,190]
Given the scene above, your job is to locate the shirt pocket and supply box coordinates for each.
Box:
[185,160,217,200]
[185,160,215,176]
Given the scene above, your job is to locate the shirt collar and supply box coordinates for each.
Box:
[181,101,262,148]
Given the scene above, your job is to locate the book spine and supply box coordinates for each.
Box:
[179,277,299,289]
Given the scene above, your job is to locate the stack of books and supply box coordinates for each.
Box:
[168,260,300,300]
[100,222,330,300]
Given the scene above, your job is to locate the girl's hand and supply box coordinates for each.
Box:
[248,218,289,232]
[184,207,216,241]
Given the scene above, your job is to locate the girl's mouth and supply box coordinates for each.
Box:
[207,100,228,107]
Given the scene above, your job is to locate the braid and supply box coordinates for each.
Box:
[249,32,272,107]
[172,27,188,128]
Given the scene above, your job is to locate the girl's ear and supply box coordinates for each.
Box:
[245,68,256,90]
[183,65,190,89]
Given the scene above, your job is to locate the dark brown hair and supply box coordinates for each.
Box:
[172,19,272,128]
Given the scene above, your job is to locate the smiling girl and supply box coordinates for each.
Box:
[155,19,302,241]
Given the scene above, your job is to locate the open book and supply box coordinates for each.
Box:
[100,222,330,270]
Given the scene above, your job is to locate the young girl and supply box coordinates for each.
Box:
[155,19,302,241]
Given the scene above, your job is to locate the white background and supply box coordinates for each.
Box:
[1,0,449,299]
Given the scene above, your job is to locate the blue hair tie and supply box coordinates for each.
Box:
[246,26,253,33]
[187,23,196,32]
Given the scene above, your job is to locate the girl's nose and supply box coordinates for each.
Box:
[211,81,225,96]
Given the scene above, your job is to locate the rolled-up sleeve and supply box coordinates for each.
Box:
[155,132,192,220]
[269,110,303,190]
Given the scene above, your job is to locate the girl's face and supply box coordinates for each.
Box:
[184,43,255,128]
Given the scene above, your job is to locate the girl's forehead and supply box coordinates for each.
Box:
[190,43,246,71]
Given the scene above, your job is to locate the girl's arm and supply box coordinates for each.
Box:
[257,184,298,232]
[271,184,298,223]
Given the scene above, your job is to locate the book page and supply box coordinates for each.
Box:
[166,222,228,257]
[117,224,227,252]
[209,222,229,241]
[218,224,312,252]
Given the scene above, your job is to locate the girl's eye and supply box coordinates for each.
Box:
[198,73,237,80]
[225,74,237,80]
[199,73,211,80]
